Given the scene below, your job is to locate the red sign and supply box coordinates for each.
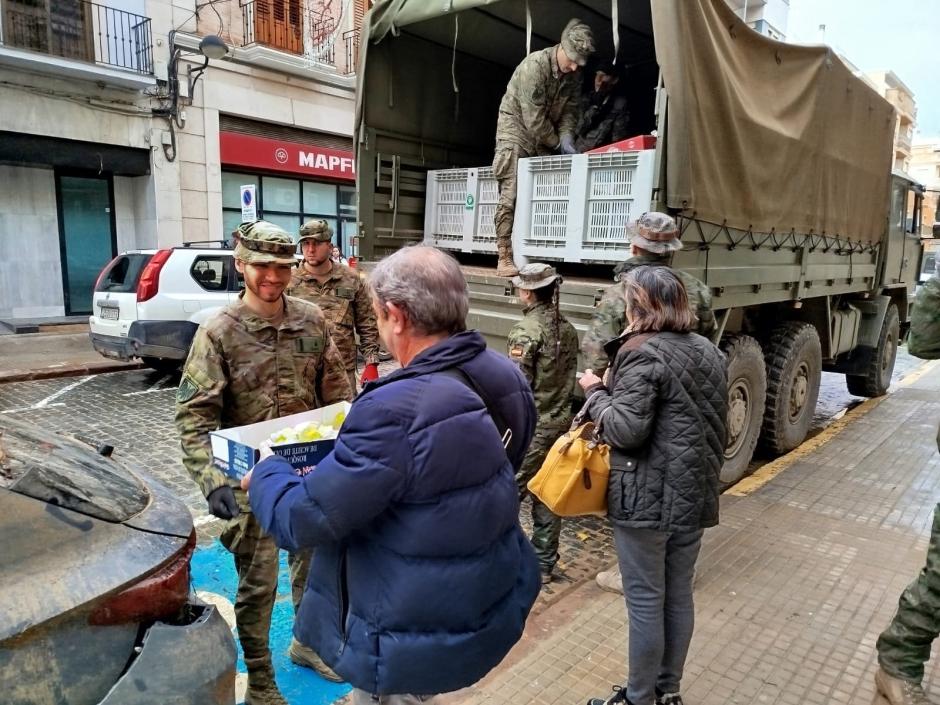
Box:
[219,131,355,181]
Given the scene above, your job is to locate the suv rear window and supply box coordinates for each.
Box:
[191,255,233,292]
[96,254,152,293]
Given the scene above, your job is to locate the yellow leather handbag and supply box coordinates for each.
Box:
[527,421,611,517]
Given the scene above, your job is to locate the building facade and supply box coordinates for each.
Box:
[0,0,364,320]
[864,71,917,174]
[725,0,790,40]
[910,139,940,235]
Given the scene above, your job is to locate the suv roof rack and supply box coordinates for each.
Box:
[178,240,232,249]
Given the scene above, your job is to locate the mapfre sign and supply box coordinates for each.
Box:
[219,132,355,182]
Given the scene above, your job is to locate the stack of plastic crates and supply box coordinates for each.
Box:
[424,167,500,253]
[513,149,656,263]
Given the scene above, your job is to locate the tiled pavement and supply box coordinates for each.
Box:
[444,361,940,705]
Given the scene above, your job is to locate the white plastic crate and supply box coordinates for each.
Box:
[513,150,656,263]
[424,149,655,263]
[424,167,499,253]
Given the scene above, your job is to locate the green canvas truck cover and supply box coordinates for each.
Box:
[357,0,895,247]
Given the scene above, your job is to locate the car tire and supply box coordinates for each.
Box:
[141,357,182,374]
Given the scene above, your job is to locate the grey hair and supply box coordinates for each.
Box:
[369,245,469,335]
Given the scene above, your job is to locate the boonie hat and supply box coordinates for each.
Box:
[233,221,297,265]
[298,219,334,243]
[627,212,683,254]
[560,18,595,67]
[512,262,562,291]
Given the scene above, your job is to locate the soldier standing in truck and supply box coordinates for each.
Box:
[492,18,595,277]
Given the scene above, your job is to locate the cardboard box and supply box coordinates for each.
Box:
[210,401,351,480]
[587,135,657,154]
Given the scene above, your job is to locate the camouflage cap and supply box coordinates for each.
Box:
[512,262,561,291]
[560,18,595,67]
[298,219,334,243]
[628,212,683,254]
[233,220,297,265]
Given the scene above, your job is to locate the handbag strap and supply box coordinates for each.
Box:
[437,366,517,459]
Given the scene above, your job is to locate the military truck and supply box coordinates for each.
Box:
[353,0,925,483]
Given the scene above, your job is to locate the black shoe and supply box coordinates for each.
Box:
[587,685,629,705]
[655,688,683,705]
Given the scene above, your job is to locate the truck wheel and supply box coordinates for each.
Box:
[760,322,822,455]
[846,304,899,398]
[720,335,766,485]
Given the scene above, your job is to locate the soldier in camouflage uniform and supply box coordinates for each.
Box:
[507,263,580,583]
[873,268,940,705]
[574,61,630,153]
[492,18,595,277]
[175,221,353,704]
[288,219,381,392]
[581,212,717,377]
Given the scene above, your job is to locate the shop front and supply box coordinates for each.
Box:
[219,130,357,257]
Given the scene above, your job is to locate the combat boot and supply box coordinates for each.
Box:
[873,667,935,705]
[496,244,519,277]
[289,637,344,683]
[244,659,288,705]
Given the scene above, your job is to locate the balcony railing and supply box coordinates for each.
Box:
[1,0,153,74]
[343,27,358,75]
[239,0,337,66]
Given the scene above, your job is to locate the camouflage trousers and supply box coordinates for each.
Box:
[492,145,530,251]
[219,504,312,668]
[876,503,940,682]
[516,421,568,572]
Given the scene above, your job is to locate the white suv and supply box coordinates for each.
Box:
[89,246,242,371]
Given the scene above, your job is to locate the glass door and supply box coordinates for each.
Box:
[56,174,116,315]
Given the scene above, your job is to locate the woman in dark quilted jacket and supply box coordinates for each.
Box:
[578,265,728,705]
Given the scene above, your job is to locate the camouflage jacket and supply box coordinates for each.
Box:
[288,262,380,371]
[508,301,579,427]
[175,293,352,499]
[575,92,629,152]
[580,254,717,374]
[495,45,581,155]
[909,277,940,360]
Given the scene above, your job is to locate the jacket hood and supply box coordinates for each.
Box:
[362,330,487,392]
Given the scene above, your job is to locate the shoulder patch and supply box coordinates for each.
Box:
[177,374,201,403]
[335,286,356,299]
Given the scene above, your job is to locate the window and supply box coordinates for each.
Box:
[220,171,356,252]
[191,256,232,292]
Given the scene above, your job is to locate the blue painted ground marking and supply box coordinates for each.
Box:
[192,540,353,705]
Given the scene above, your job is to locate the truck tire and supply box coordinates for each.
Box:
[720,334,767,485]
[846,304,899,398]
[760,322,822,455]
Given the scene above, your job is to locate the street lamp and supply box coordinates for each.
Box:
[154,31,230,161]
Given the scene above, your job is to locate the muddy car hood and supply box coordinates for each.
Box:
[0,489,188,642]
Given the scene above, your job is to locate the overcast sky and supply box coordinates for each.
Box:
[786,0,938,139]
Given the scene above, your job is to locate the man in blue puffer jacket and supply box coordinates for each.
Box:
[244,245,541,704]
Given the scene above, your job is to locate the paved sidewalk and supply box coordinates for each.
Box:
[444,361,940,705]
[0,326,141,382]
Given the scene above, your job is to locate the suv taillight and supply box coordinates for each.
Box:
[136,249,172,302]
[89,530,196,626]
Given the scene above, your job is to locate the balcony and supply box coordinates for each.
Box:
[0,0,154,88]
[238,0,357,74]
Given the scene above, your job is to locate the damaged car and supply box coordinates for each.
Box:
[0,416,235,705]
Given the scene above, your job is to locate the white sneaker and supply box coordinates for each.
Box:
[595,567,623,594]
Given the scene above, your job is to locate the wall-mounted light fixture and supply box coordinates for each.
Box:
[154,31,230,161]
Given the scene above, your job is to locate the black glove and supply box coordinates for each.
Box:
[559,135,578,155]
[207,485,240,520]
